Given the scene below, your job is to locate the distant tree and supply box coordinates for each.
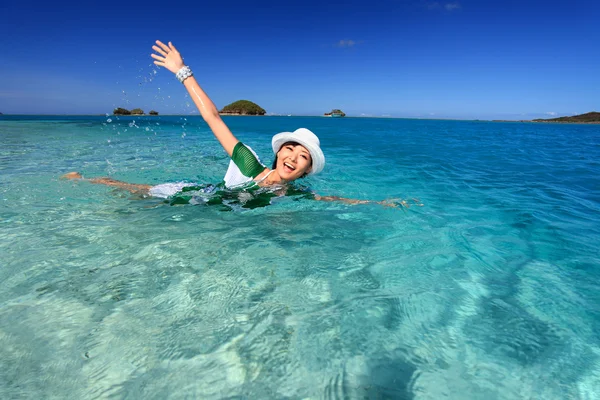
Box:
[130,108,144,115]
[533,111,600,123]
[113,107,131,115]
[220,100,266,115]
[149,110,159,115]
[325,109,346,117]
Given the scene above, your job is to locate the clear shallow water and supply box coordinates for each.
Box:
[1,115,599,399]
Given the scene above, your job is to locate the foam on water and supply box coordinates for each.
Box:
[1,115,599,398]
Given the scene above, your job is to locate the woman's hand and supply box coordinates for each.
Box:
[151,40,185,74]
[377,198,424,208]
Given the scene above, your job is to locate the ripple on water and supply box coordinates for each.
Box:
[2,117,600,398]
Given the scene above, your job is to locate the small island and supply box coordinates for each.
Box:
[112,108,159,116]
[532,111,600,124]
[324,109,346,118]
[219,100,266,116]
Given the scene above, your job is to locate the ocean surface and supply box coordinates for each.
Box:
[1,115,599,399]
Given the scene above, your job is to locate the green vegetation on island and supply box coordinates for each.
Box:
[532,111,600,123]
[113,108,131,115]
[219,100,266,116]
[113,108,159,116]
[324,109,346,117]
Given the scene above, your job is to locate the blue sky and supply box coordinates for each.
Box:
[1,0,598,119]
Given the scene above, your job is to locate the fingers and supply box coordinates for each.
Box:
[152,41,181,69]
[151,53,165,67]
[155,40,179,54]
[152,45,168,57]
[61,172,82,180]
[155,40,170,53]
[151,53,165,63]
[151,42,167,68]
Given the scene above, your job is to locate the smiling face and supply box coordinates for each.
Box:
[275,142,313,181]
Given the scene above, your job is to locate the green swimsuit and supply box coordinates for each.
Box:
[167,142,313,209]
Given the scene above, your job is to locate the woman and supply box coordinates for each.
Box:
[64,41,411,208]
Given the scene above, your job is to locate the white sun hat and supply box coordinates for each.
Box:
[271,128,325,175]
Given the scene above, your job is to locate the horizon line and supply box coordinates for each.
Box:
[0,113,535,122]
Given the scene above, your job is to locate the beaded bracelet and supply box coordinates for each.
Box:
[176,66,193,83]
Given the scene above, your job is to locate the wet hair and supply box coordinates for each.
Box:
[272,141,312,178]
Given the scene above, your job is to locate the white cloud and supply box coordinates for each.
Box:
[426,2,461,11]
[335,40,356,48]
[545,112,557,116]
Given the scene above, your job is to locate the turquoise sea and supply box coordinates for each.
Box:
[1,115,599,399]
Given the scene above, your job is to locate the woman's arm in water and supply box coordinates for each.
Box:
[314,195,370,205]
[151,40,238,156]
[314,194,423,208]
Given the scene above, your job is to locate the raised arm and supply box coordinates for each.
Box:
[151,40,238,156]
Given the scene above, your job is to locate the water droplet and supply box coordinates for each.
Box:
[181,133,186,138]
[107,139,111,143]
[107,118,112,123]
[145,127,150,131]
